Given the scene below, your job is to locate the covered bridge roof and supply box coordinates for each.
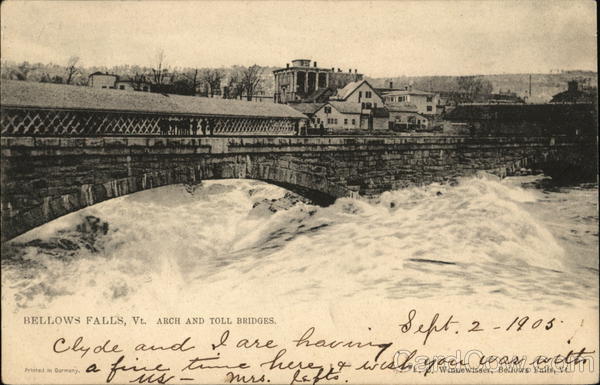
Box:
[1,80,307,119]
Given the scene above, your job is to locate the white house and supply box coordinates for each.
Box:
[387,102,429,131]
[313,101,361,130]
[331,79,384,111]
[115,78,151,92]
[88,72,151,92]
[313,80,388,131]
[88,72,118,89]
[382,87,440,115]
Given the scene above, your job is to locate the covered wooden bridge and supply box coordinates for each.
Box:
[0,80,308,136]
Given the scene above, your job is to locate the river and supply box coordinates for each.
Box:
[1,173,598,314]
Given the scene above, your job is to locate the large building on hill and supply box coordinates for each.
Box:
[273,59,362,104]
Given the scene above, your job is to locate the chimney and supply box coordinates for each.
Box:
[389,81,393,89]
[314,61,317,67]
[349,68,351,73]
[286,63,289,68]
[331,67,335,71]
[354,69,357,74]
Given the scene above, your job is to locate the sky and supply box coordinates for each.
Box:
[0,0,597,77]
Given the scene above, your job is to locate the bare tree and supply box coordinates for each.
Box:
[201,69,224,97]
[65,56,80,85]
[183,68,201,95]
[152,50,168,85]
[457,76,493,102]
[241,65,263,101]
[226,67,246,99]
[132,73,149,91]
[6,61,34,80]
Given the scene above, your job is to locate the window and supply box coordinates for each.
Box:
[324,106,332,114]
[364,102,372,109]
[365,91,372,98]
[359,91,362,98]
[427,106,433,112]
[119,85,125,90]
[352,119,356,125]
[102,86,107,88]
[143,86,148,91]
[344,119,348,125]
[426,96,433,102]
[334,118,338,124]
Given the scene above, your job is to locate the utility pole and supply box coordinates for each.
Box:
[529,74,532,98]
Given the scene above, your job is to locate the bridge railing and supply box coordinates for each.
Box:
[0,107,300,136]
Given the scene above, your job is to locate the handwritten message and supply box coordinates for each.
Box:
[36,310,595,384]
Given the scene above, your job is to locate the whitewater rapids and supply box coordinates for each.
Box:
[1,173,598,313]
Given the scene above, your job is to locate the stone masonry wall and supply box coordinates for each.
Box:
[1,135,595,241]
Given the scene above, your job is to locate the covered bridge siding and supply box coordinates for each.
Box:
[0,80,307,136]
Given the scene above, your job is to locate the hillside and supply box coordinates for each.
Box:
[367,71,598,103]
[3,59,596,103]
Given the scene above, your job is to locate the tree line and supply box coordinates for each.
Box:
[1,51,274,101]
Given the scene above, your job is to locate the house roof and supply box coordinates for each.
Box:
[386,102,419,112]
[272,67,334,74]
[550,89,597,104]
[329,101,362,114]
[304,87,333,103]
[383,89,436,97]
[89,71,117,77]
[394,111,427,118]
[333,79,380,101]
[371,107,390,118]
[335,81,362,100]
[289,102,324,115]
[316,101,362,115]
[0,80,307,119]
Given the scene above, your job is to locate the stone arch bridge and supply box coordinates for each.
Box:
[1,81,597,241]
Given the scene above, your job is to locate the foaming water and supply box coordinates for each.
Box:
[1,174,598,313]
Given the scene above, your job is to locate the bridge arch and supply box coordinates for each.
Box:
[3,158,354,242]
